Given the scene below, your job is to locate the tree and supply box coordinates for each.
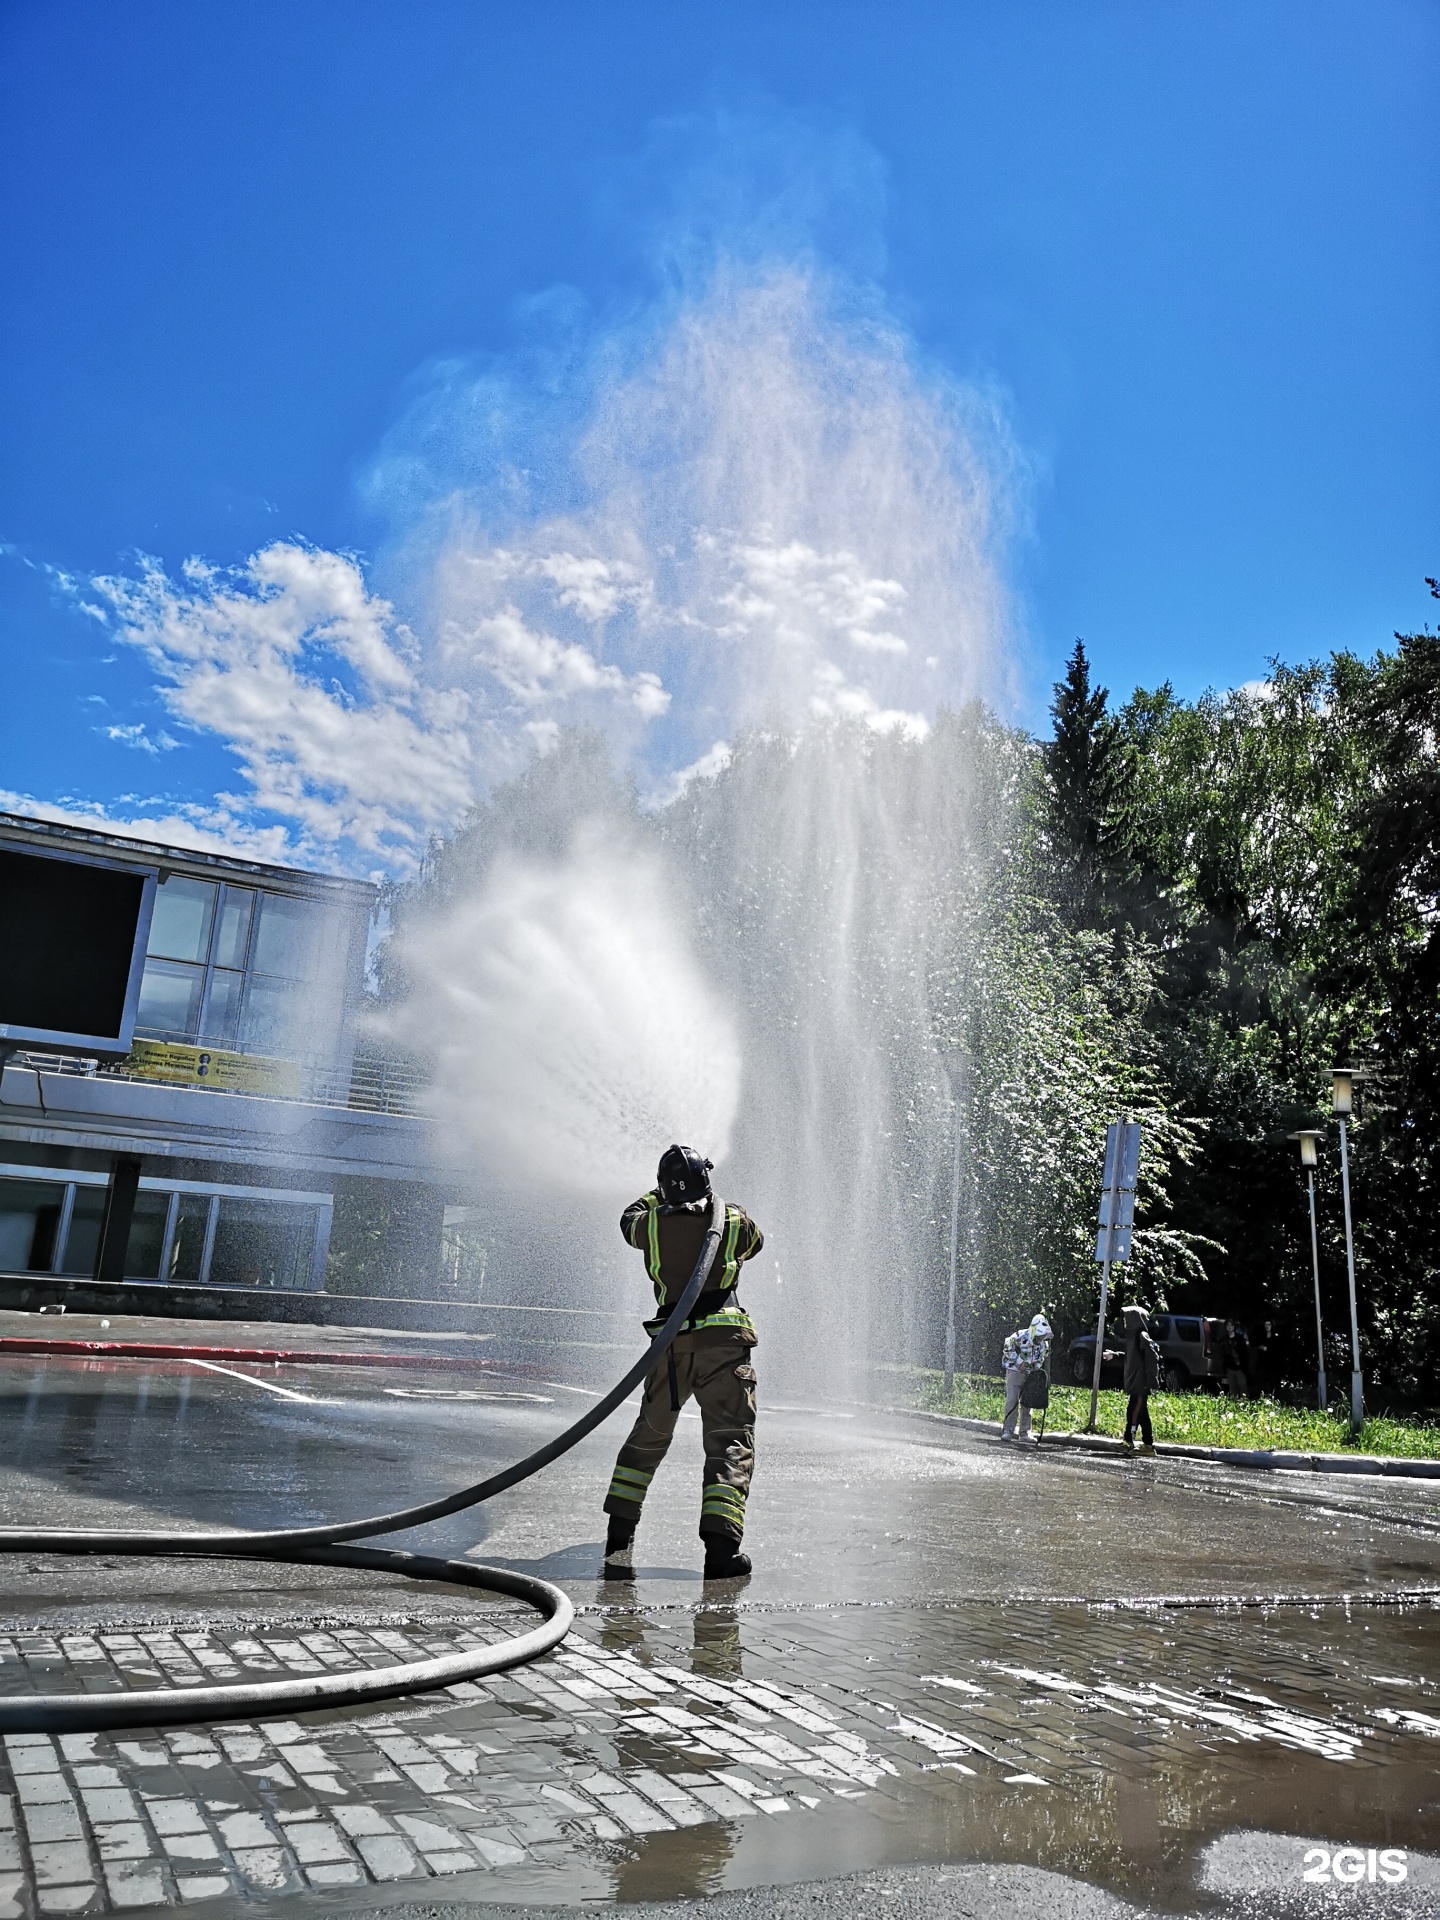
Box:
[1111,634,1440,1407]
[1347,585,1440,986]
[1323,585,1440,1403]
[1042,640,1134,916]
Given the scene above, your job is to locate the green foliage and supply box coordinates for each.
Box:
[1090,610,1440,1409]
[930,853,1209,1349]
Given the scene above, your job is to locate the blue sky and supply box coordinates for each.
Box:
[1,1,1435,871]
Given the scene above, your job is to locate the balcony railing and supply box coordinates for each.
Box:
[3,1047,430,1119]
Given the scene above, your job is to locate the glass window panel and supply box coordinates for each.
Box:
[200,970,245,1046]
[136,960,205,1038]
[122,1192,170,1280]
[251,894,332,980]
[0,1178,67,1273]
[208,1197,316,1291]
[213,886,255,969]
[168,1194,212,1282]
[60,1186,106,1275]
[238,976,298,1056]
[146,876,217,963]
[1175,1318,1202,1342]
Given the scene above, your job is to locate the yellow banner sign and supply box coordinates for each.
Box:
[127,1040,303,1098]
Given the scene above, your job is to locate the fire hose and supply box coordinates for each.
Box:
[0,1202,725,1732]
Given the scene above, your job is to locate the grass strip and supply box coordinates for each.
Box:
[906,1372,1440,1460]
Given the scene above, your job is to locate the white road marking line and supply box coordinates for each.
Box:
[185,1358,320,1403]
[381,1388,555,1404]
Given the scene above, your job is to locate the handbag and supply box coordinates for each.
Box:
[1018,1365,1050,1444]
[1019,1368,1050,1410]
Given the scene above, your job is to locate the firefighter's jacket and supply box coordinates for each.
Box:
[620,1192,764,1339]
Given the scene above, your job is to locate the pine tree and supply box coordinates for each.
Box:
[1042,639,1133,913]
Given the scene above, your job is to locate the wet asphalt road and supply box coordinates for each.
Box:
[2,1351,1438,1615]
[0,1348,1438,1918]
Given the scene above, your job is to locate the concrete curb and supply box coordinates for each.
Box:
[886,1404,1440,1481]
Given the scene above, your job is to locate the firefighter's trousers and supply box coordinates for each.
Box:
[604,1331,756,1542]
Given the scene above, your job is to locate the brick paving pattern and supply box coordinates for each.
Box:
[0,1598,1435,1912]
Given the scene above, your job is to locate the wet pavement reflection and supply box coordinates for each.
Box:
[0,1351,1437,1915]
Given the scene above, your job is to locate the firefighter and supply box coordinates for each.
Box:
[602,1144,764,1582]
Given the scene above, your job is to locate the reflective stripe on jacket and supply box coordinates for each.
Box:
[620,1191,764,1332]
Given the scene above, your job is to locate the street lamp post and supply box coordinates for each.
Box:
[1289,1130,1327,1409]
[1332,1069,1363,1431]
[942,1054,971,1400]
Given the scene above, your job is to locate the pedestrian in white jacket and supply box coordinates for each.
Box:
[1000,1313,1053,1440]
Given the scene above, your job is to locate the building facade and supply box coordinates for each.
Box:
[0,812,460,1321]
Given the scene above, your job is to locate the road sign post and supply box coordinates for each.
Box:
[1087,1119,1141,1433]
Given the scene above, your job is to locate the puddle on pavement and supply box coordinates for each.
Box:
[0,1594,1436,1912]
[580,1596,1440,1909]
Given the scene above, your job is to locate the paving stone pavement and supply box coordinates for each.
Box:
[0,1595,1436,1915]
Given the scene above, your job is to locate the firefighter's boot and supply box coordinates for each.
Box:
[603,1516,637,1578]
[702,1537,751,1581]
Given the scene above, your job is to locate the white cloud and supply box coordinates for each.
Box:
[85,544,472,864]
[102,723,179,756]
[653,738,733,807]
[450,603,669,716]
[535,551,651,623]
[807,661,928,739]
[71,536,675,870]
[724,540,909,656]
[0,788,299,865]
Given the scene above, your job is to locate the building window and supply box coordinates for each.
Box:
[0,1179,67,1273]
[122,1192,172,1281]
[238,977,293,1055]
[134,876,349,1063]
[139,876,249,1045]
[136,959,206,1037]
[208,1197,320,1291]
[0,1168,329,1292]
[239,894,343,1058]
[167,1194,213,1282]
[250,893,325,978]
[59,1186,107,1276]
[213,887,254,968]
[200,969,246,1047]
[147,875,217,965]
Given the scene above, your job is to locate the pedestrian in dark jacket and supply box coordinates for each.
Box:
[1219,1319,1249,1396]
[1121,1304,1160,1455]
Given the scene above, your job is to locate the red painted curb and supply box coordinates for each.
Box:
[0,1337,530,1374]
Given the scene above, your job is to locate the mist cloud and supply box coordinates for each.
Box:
[71,254,1019,870]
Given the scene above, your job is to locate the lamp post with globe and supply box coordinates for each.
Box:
[1288,1129,1327,1409]
[1331,1069,1365,1431]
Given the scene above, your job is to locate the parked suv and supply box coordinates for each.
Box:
[1067,1315,1241,1391]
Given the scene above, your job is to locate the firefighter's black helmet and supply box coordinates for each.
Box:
[656,1144,713,1210]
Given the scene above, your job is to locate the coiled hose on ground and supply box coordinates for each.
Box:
[0,1202,725,1732]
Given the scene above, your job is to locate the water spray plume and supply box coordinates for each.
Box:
[77,253,1028,1387]
[394,826,741,1198]
[381,264,1021,1390]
